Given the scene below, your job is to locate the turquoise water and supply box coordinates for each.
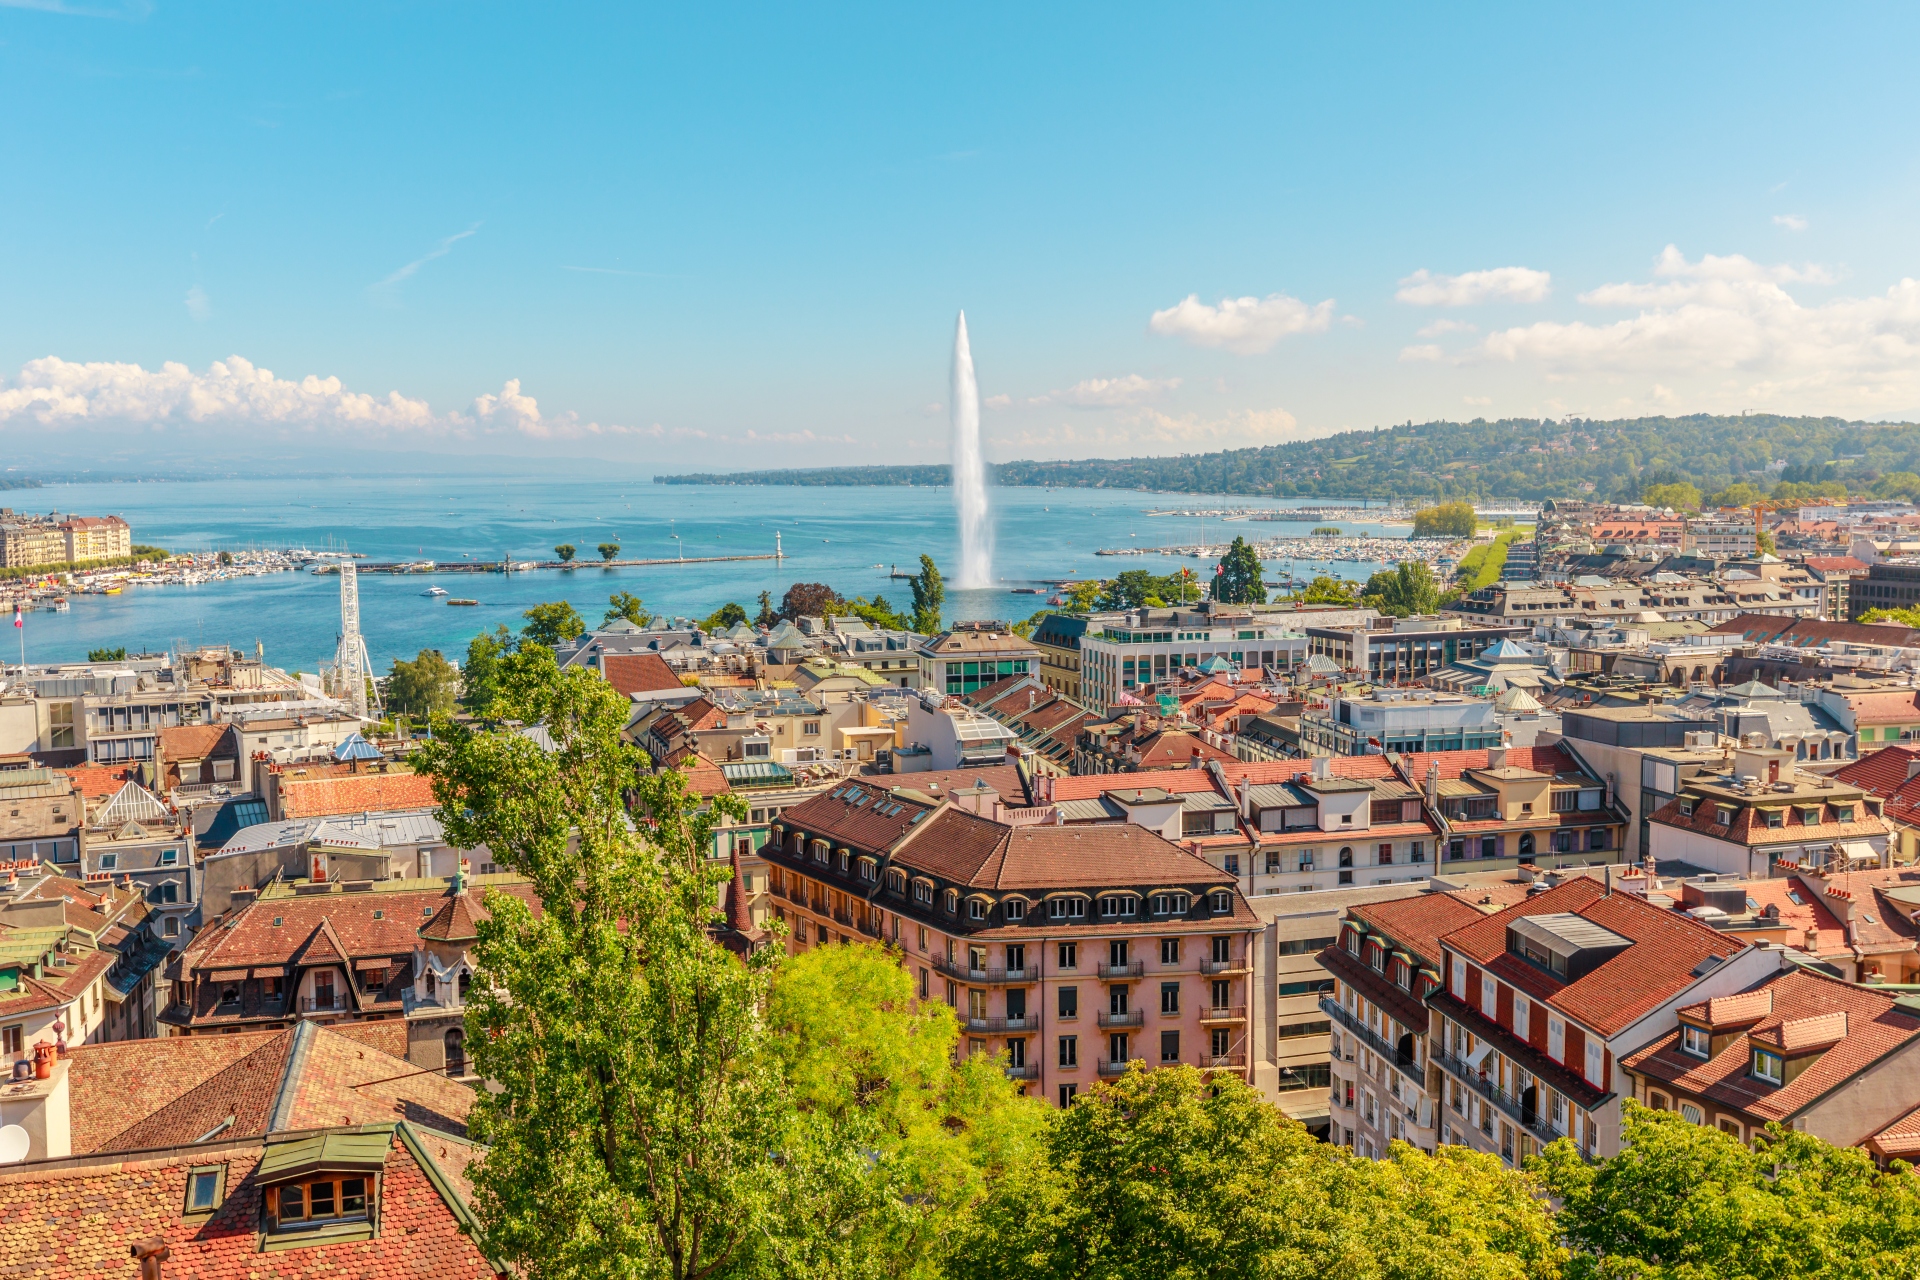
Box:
[16,478,1412,671]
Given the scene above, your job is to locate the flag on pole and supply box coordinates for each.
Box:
[11,605,19,629]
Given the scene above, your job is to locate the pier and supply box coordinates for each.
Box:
[315,552,785,575]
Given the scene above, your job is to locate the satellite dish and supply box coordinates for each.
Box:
[0,1125,29,1165]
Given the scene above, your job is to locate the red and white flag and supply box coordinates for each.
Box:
[10,605,19,630]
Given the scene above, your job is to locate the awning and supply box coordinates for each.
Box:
[1466,1039,1496,1071]
[1842,841,1881,864]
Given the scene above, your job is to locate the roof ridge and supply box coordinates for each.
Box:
[267,1020,317,1134]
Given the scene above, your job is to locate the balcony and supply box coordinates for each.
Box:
[831,907,854,927]
[1199,1005,1248,1024]
[1200,959,1247,976]
[300,994,348,1014]
[932,957,1037,984]
[1432,1049,1572,1153]
[1096,1010,1144,1029]
[1096,961,1146,980]
[1320,996,1426,1091]
[1202,1053,1249,1071]
[858,916,882,938]
[963,1014,1039,1034]
[1004,1063,1040,1081]
[1097,1056,1147,1077]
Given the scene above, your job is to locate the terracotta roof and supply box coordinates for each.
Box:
[1870,1101,1920,1157]
[1734,878,1847,955]
[1221,754,1399,784]
[66,1034,279,1155]
[1840,690,1920,725]
[895,816,1240,894]
[875,764,1028,804]
[418,890,487,943]
[679,752,730,798]
[58,764,131,801]
[278,771,436,819]
[1399,743,1586,783]
[1350,892,1485,970]
[1320,940,1427,1030]
[1648,790,1888,849]
[1833,745,1920,801]
[1803,556,1870,572]
[778,782,933,852]
[601,651,684,696]
[182,881,539,972]
[1708,614,1920,648]
[1050,769,1223,802]
[1441,877,1743,1038]
[158,723,231,760]
[96,1032,296,1153]
[1128,729,1235,769]
[1623,969,1920,1126]
[0,1128,494,1280]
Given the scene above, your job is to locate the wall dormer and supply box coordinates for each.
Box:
[1506,912,1631,982]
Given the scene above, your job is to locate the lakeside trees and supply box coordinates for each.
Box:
[521,600,585,648]
[385,647,459,718]
[1209,537,1266,605]
[597,542,620,561]
[461,624,514,714]
[910,555,945,634]
[555,543,577,563]
[1412,501,1476,538]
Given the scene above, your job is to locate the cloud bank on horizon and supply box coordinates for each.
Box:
[7,245,1920,462]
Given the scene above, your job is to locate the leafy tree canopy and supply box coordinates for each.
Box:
[521,600,585,648]
[87,646,126,662]
[1641,481,1703,511]
[385,647,459,719]
[597,542,621,561]
[702,602,749,631]
[1361,560,1442,618]
[842,593,911,631]
[1412,501,1477,538]
[1209,536,1266,604]
[755,590,777,629]
[910,555,946,635]
[1535,1101,1920,1280]
[604,590,651,628]
[461,625,515,716]
[780,582,843,621]
[554,543,577,563]
[1102,568,1200,610]
[1291,575,1358,606]
[1706,481,1767,508]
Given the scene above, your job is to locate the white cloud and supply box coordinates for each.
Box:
[1398,344,1443,362]
[983,393,1012,410]
[1396,266,1552,307]
[989,405,1310,453]
[1148,292,1334,354]
[0,354,652,441]
[184,286,211,322]
[1417,319,1478,338]
[1774,214,1809,232]
[1030,374,1181,409]
[369,224,480,300]
[1463,395,1492,406]
[1477,245,1920,410]
[741,428,857,445]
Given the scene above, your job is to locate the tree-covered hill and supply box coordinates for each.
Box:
[656,414,1920,501]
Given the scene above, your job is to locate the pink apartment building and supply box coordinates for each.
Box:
[764,779,1266,1106]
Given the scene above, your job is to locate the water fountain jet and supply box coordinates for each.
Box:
[951,311,993,589]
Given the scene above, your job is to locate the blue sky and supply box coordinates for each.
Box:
[3,2,1920,471]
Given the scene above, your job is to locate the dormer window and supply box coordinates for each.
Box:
[1679,800,1695,817]
[1100,895,1138,918]
[1151,892,1190,916]
[1680,1024,1710,1058]
[1763,809,1784,829]
[1004,899,1026,922]
[1715,806,1735,827]
[943,889,959,914]
[1834,806,1854,823]
[1208,890,1230,914]
[1752,1049,1783,1085]
[968,898,987,921]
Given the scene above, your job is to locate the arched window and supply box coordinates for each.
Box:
[444,1029,467,1077]
[457,970,472,999]
[1518,833,1536,857]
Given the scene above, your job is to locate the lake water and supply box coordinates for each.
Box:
[15,477,1416,671]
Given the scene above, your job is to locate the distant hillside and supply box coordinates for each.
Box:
[0,475,40,491]
[655,414,1920,501]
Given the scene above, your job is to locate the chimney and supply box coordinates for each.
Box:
[1604,864,1612,897]
[130,1240,169,1280]
[1487,745,1509,770]
[0,1055,71,1160]
[1425,761,1440,806]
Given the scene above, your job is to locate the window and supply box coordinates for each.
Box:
[1278,935,1334,957]
[1058,1035,1078,1067]
[1058,986,1078,1019]
[184,1166,225,1214]
[1648,1090,1670,1110]
[1549,1017,1565,1061]
[1680,1102,1703,1125]
[1058,1084,1077,1107]
[1058,941,1078,970]
[1048,897,1086,920]
[1006,945,1026,974]
[913,881,933,904]
[1586,1038,1605,1087]
[1276,1020,1332,1039]
[1004,898,1025,921]
[98,854,116,870]
[1,1025,20,1055]
[1681,1024,1710,1058]
[1835,806,1854,823]
[1276,978,1334,996]
[968,898,986,921]
[1151,892,1190,916]
[164,917,180,938]
[1161,937,1180,964]
[1210,1027,1231,1057]
[1208,890,1230,914]
[1480,977,1498,1020]
[1753,1049,1783,1085]
[1101,895,1138,918]
[271,1176,370,1227]
[802,721,820,736]
[1160,1030,1180,1062]
[1160,982,1180,1014]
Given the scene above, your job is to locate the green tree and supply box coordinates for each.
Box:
[385,648,460,719]
[1063,581,1105,613]
[1757,528,1777,556]
[1361,560,1442,617]
[1209,537,1267,605]
[1292,575,1358,606]
[521,600,585,648]
[1536,1101,1920,1280]
[462,625,515,715]
[702,602,748,632]
[1706,481,1767,509]
[755,590,778,628]
[1101,569,1199,611]
[86,646,126,662]
[1641,481,1703,511]
[1873,471,1920,502]
[217,550,233,565]
[604,590,651,628]
[597,542,621,562]
[763,943,1046,1275]
[951,1065,1561,1280]
[843,594,910,631]
[412,647,773,1280]
[1412,501,1477,537]
[555,543,577,563]
[781,582,842,621]
[1862,607,1920,627]
[1772,479,1851,502]
[910,554,946,634]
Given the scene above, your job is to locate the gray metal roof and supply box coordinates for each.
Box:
[1246,782,1314,809]
[216,810,445,857]
[1509,912,1631,954]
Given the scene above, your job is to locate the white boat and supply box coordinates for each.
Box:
[422,586,449,597]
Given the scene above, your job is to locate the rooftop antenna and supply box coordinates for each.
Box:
[332,561,378,721]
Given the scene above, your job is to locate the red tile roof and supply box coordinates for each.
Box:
[0,1128,495,1280]
[1441,877,1743,1038]
[182,881,539,973]
[1803,556,1869,572]
[778,782,933,852]
[879,764,1028,804]
[59,764,130,801]
[1398,743,1585,782]
[278,771,437,819]
[1049,769,1223,802]
[1839,690,1920,726]
[1351,892,1485,971]
[158,723,232,760]
[1623,969,1920,1127]
[602,651,684,696]
[1221,754,1399,784]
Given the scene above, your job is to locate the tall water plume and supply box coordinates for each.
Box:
[950,310,993,589]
